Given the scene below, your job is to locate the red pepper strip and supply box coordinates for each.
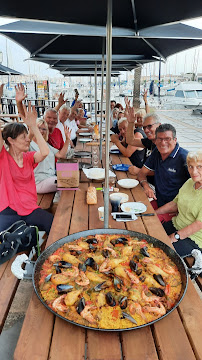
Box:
[111,309,119,319]
[165,284,171,296]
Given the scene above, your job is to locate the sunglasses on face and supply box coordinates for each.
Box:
[143,123,157,131]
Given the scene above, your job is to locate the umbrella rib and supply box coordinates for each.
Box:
[141,37,166,62]
[131,0,139,35]
[31,34,61,57]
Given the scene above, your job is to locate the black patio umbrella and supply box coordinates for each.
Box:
[0,63,22,75]
[0,0,202,31]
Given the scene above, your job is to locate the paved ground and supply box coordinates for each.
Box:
[0,109,201,360]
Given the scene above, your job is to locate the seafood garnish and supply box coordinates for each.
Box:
[78,263,87,272]
[57,284,74,294]
[106,292,116,307]
[45,273,52,282]
[153,274,166,287]
[111,237,128,246]
[121,311,137,324]
[86,238,98,244]
[77,297,85,314]
[149,287,165,297]
[114,276,123,292]
[94,281,107,292]
[55,266,61,274]
[129,260,138,272]
[136,269,142,276]
[119,296,128,309]
[54,261,72,268]
[89,244,97,252]
[140,246,150,257]
[85,257,98,271]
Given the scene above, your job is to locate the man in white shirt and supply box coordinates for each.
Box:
[65,109,79,147]
[56,105,70,142]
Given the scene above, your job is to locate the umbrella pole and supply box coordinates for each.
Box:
[104,0,112,229]
[90,75,92,113]
[100,40,105,161]
[95,62,97,124]
[158,58,161,104]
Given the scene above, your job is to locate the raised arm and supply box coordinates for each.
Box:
[126,107,145,148]
[143,89,150,113]
[55,126,71,159]
[54,92,66,112]
[0,84,4,152]
[15,83,27,118]
[137,166,156,200]
[19,102,49,163]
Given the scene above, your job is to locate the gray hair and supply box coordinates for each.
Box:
[43,108,58,119]
[118,117,127,127]
[187,150,202,165]
[155,123,176,138]
[59,104,70,112]
[36,118,49,141]
[143,113,160,123]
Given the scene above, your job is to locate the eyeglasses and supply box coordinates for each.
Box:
[156,137,174,143]
[143,123,158,131]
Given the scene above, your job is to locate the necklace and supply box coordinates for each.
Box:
[193,183,202,190]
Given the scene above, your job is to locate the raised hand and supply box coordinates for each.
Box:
[124,96,130,109]
[58,92,65,107]
[19,102,37,129]
[143,89,148,103]
[64,125,72,141]
[126,106,136,124]
[15,83,27,103]
[0,84,4,99]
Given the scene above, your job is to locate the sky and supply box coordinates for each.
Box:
[0,16,202,79]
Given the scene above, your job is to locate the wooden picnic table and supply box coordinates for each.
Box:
[12,145,202,360]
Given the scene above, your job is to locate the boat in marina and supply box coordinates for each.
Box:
[163,81,202,109]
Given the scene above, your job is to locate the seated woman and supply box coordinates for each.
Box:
[0,103,53,234]
[110,117,145,174]
[30,118,71,194]
[156,150,202,257]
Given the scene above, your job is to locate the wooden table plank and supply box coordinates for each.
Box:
[87,331,122,360]
[121,326,159,360]
[69,183,89,235]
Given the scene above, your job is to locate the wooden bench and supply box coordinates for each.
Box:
[37,192,55,210]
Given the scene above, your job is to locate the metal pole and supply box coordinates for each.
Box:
[100,39,105,161]
[95,62,98,124]
[104,0,112,229]
[158,58,161,104]
[90,75,92,113]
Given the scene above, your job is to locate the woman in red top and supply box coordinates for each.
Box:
[0,101,53,234]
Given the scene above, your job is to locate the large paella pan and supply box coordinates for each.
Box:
[33,229,188,331]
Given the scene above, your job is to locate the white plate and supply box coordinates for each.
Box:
[78,138,92,142]
[84,168,116,180]
[117,179,139,189]
[110,192,129,204]
[79,133,92,136]
[110,144,119,150]
[121,202,147,214]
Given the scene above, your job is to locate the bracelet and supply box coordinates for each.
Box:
[140,179,148,185]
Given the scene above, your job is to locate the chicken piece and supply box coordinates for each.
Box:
[64,289,82,306]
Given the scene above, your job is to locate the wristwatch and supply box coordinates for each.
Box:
[174,232,180,240]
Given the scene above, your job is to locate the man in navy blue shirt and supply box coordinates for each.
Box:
[137,124,189,208]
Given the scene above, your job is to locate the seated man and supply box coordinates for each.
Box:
[43,108,64,150]
[126,111,161,175]
[56,105,70,142]
[110,117,145,174]
[137,123,190,221]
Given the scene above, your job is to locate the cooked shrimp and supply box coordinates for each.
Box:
[163,264,177,274]
[142,257,153,264]
[125,269,139,284]
[143,303,166,316]
[75,271,90,286]
[99,259,111,273]
[129,302,146,321]
[52,295,67,312]
[142,290,160,304]
[103,247,117,257]
[80,305,97,324]
[67,244,83,251]
[63,266,79,278]
[49,255,61,263]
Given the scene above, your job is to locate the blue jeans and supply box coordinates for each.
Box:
[0,207,53,234]
[163,221,202,257]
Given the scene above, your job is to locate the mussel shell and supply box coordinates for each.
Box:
[77,297,85,314]
[129,260,138,272]
[149,287,165,297]
[54,261,72,268]
[45,273,52,282]
[89,244,97,252]
[102,249,110,258]
[86,238,98,244]
[110,237,128,246]
[113,277,123,292]
[84,257,98,271]
[94,281,107,292]
[139,276,146,282]
[153,274,166,287]
[70,250,82,256]
[119,296,128,309]
[140,246,150,257]
[136,269,142,276]
[57,284,74,294]
[78,263,87,272]
[55,265,62,274]
[121,311,137,324]
[106,292,116,307]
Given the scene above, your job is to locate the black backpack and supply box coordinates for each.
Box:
[0,220,39,265]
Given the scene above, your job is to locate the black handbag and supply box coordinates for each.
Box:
[0,220,39,265]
